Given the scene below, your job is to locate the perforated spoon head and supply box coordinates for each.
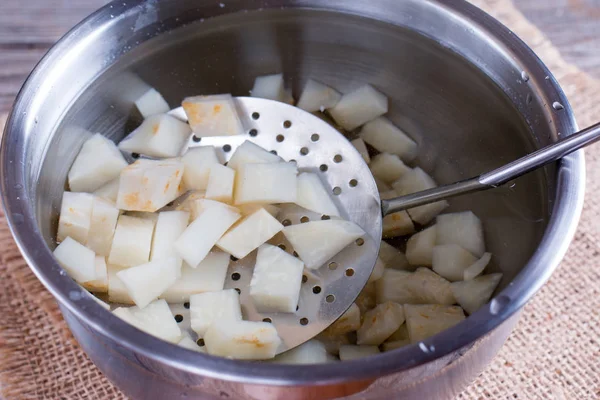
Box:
[129,97,383,353]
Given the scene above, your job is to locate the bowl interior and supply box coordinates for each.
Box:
[36,8,551,289]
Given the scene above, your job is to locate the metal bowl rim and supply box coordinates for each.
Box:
[0,0,585,385]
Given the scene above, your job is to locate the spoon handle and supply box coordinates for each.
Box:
[382,122,600,216]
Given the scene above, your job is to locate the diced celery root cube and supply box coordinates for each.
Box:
[357,302,405,345]
[181,146,221,191]
[432,244,478,282]
[369,153,410,183]
[57,192,94,244]
[204,320,281,360]
[68,134,128,193]
[329,84,388,131]
[360,117,417,162]
[283,220,365,269]
[182,94,245,136]
[53,237,97,283]
[249,244,304,313]
[116,159,184,212]
[190,289,242,336]
[234,162,297,205]
[436,211,486,257]
[135,88,170,118]
[451,273,503,314]
[392,167,448,225]
[205,164,235,204]
[406,225,437,266]
[217,209,283,260]
[108,215,155,268]
[118,114,191,158]
[296,79,342,112]
[160,252,230,303]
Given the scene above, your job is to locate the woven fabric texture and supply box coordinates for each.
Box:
[1,0,600,398]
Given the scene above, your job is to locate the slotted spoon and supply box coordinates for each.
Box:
[149,97,382,354]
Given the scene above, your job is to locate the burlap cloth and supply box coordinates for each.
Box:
[1,0,599,398]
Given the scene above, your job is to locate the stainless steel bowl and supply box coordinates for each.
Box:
[0,1,585,399]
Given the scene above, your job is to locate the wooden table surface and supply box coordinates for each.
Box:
[1,0,599,114]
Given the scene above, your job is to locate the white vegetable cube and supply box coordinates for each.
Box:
[93,178,120,203]
[116,159,184,212]
[392,167,448,225]
[360,117,418,162]
[283,220,365,269]
[87,197,120,256]
[378,240,409,270]
[68,134,128,193]
[406,225,437,266]
[205,164,235,203]
[329,84,388,131]
[116,257,181,308]
[174,202,240,267]
[178,334,206,353]
[249,244,304,313]
[151,211,189,269]
[227,140,282,172]
[375,268,455,306]
[382,210,415,238]
[404,304,465,343]
[204,320,281,360]
[464,252,492,280]
[57,192,94,244]
[273,340,330,364]
[296,79,342,112]
[118,114,191,158]
[217,209,283,259]
[436,211,485,257]
[108,215,155,267]
[113,299,182,343]
[135,87,170,118]
[53,237,97,283]
[432,244,478,282]
[369,153,410,183]
[451,273,503,314]
[367,257,386,284]
[351,138,371,164]
[180,146,221,191]
[234,162,298,205]
[357,302,405,345]
[190,289,242,336]
[182,94,245,137]
[295,172,340,217]
[160,252,230,303]
[322,303,361,337]
[338,345,380,361]
[251,74,286,102]
[108,264,133,304]
[82,256,109,293]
